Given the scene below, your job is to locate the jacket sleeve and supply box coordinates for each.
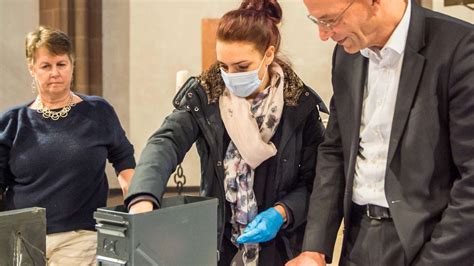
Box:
[277,105,325,231]
[300,45,347,264]
[301,96,345,263]
[413,28,474,266]
[124,93,201,208]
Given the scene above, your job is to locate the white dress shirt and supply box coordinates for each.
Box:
[352,1,412,207]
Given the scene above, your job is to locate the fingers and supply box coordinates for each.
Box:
[246,214,263,231]
[237,228,261,244]
[238,206,287,244]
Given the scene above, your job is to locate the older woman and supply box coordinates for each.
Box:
[125,0,327,265]
[0,26,135,264]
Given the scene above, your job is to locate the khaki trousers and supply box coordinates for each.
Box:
[46,230,97,265]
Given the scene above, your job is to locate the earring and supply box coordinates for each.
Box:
[31,78,37,94]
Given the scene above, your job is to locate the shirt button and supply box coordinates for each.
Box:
[304,92,310,96]
[216,161,222,167]
[283,158,288,163]
[187,92,193,98]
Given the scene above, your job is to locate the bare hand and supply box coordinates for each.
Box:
[129,200,154,214]
[117,169,134,197]
[286,251,326,266]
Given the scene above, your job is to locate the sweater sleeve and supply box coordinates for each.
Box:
[0,110,16,189]
[103,102,136,174]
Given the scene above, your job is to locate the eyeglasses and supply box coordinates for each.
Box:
[307,0,356,30]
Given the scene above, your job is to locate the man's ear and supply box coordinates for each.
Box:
[368,0,383,16]
[372,0,383,8]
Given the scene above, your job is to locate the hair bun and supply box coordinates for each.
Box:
[240,0,282,24]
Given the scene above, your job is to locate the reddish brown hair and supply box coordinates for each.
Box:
[217,0,283,57]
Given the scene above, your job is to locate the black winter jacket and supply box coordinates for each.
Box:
[125,64,327,264]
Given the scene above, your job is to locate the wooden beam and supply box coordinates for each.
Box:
[201,18,220,72]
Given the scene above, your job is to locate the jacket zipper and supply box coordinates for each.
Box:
[188,86,226,259]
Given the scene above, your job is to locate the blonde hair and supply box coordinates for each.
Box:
[25,26,74,65]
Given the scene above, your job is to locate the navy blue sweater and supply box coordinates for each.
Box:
[0,95,135,234]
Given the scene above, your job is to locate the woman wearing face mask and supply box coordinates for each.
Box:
[126,0,327,265]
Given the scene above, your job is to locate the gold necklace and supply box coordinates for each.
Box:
[35,93,76,120]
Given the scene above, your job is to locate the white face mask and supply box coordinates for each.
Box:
[220,55,267,97]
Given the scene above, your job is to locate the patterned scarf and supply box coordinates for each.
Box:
[219,63,284,265]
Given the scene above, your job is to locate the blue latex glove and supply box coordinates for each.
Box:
[236,207,284,244]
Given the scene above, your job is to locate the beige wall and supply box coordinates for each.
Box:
[0,0,39,110]
[129,0,237,187]
[103,0,131,188]
[432,0,474,23]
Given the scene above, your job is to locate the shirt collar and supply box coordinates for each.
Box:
[361,0,411,59]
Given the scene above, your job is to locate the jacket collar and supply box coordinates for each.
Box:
[406,0,426,53]
[198,61,309,107]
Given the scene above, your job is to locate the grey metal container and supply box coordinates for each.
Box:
[94,195,218,266]
[0,207,46,266]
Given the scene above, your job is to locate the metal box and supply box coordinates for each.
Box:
[94,195,218,266]
[0,207,46,266]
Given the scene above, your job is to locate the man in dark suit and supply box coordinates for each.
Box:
[287,0,473,265]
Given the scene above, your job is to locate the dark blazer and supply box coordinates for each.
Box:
[126,64,327,264]
[302,2,474,265]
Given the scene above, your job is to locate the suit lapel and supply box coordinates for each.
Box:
[343,53,368,221]
[346,54,367,183]
[386,51,425,163]
[386,3,426,164]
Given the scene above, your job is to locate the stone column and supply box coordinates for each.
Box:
[39,0,102,96]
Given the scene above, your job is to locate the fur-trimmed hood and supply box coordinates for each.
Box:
[197,62,309,106]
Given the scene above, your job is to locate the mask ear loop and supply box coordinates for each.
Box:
[257,53,269,82]
[259,44,276,82]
